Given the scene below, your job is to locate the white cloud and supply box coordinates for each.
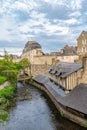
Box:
[12,2,29,11]
[69,11,81,17]
[44,22,69,35]
[0,48,22,56]
[65,18,79,25]
[11,0,40,12]
[44,0,83,10]
[70,0,83,10]
[0,0,86,54]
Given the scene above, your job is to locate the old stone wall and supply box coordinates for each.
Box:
[56,55,78,63]
[30,80,87,127]
[33,55,79,65]
[31,64,51,76]
[33,55,57,65]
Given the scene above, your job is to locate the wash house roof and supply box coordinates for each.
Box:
[34,74,87,115]
[61,84,87,115]
[49,62,83,78]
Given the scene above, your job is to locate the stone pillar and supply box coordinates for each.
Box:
[71,74,74,90]
[68,76,70,90]
[70,75,72,90]
[66,77,69,90]
[72,74,73,89]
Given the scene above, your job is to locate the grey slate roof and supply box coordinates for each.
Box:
[34,74,87,115]
[34,74,50,85]
[77,31,87,40]
[23,41,41,52]
[49,62,83,78]
[61,45,77,55]
[61,84,87,114]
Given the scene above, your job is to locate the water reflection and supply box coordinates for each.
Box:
[0,83,86,130]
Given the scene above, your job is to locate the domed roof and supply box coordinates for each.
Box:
[23,41,41,53]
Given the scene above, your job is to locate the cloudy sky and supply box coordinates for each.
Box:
[0,0,87,55]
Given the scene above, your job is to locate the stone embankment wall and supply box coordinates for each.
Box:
[31,64,51,76]
[29,80,87,128]
[17,64,51,79]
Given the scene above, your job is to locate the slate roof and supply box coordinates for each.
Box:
[61,84,87,114]
[61,45,77,55]
[49,62,83,78]
[23,41,41,52]
[77,31,87,40]
[34,74,50,85]
[34,74,87,115]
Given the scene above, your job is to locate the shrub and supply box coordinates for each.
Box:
[0,84,16,99]
[0,110,8,121]
[0,76,8,85]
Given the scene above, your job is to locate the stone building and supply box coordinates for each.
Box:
[56,55,78,63]
[48,55,87,93]
[61,45,77,55]
[21,41,43,63]
[21,40,58,65]
[21,41,78,65]
[77,31,87,56]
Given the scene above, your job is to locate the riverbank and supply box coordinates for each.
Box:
[0,53,30,121]
[0,83,16,121]
[29,74,87,128]
[0,83,86,130]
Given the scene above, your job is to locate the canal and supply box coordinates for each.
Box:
[0,83,86,130]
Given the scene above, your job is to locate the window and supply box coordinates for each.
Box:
[82,39,86,44]
[82,47,86,53]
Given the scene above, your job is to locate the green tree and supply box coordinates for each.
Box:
[0,50,30,83]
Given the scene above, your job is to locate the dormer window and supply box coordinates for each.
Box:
[82,39,86,44]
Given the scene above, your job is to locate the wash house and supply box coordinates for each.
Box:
[49,56,87,92]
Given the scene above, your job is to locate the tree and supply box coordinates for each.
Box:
[0,50,30,83]
[18,58,30,69]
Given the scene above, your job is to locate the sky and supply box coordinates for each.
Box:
[0,0,87,56]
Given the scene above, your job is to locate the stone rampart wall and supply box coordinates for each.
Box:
[31,64,51,76]
[29,80,87,128]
